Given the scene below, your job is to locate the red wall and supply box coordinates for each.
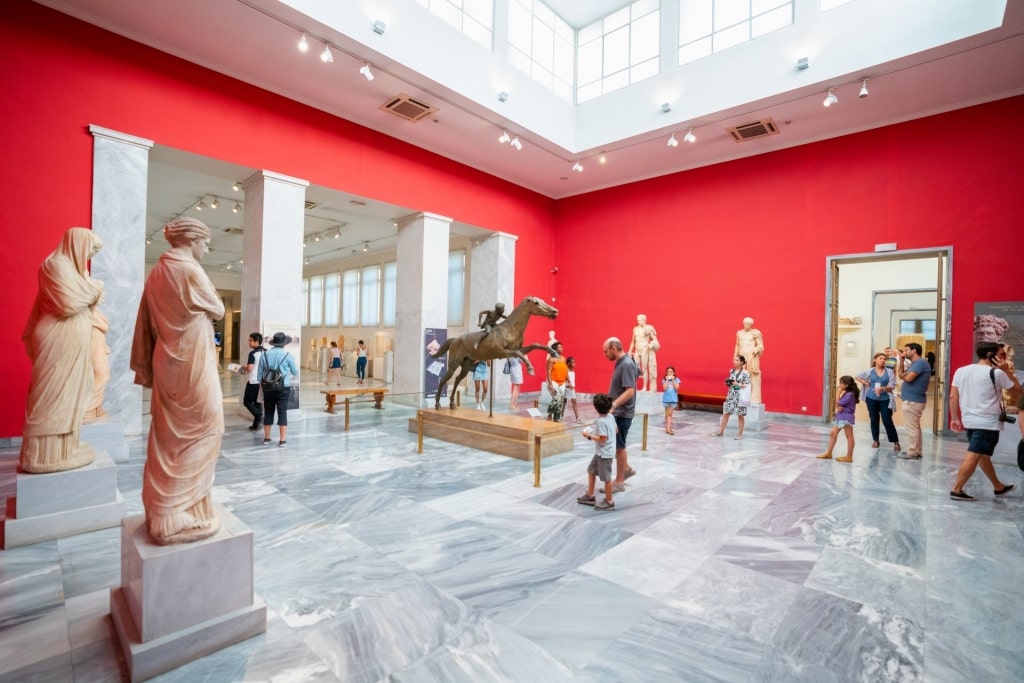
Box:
[2,1,1022,436]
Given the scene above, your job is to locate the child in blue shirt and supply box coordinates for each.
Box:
[818,376,860,463]
[662,366,680,435]
[577,393,617,511]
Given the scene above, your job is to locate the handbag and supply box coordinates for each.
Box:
[738,385,751,407]
[503,359,512,375]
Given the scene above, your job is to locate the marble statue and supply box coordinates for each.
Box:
[82,304,111,424]
[735,317,765,404]
[131,217,226,545]
[628,314,660,392]
[19,228,104,473]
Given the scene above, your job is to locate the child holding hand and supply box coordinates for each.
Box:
[577,393,617,511]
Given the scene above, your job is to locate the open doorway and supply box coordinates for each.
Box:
[824,248,951,434]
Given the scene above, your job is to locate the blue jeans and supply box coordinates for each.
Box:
[356,357,367,380]
[865,398,898,443]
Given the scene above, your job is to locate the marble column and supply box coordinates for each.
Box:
[469,232,517,400]
[394,213,452,406]
[88,125,154,437]
[239,171,308,410]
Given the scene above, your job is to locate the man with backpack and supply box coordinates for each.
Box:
[259,332,298,446]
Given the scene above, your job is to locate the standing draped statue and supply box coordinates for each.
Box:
[629,314,660,392]
[734,317,765,404]
[20,228,104,473]
[82,304,111,424]
[131,218,226,545]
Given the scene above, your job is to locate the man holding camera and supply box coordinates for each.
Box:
[948,341,1021,501]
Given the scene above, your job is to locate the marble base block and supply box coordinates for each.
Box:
[2,451,125,548]
[82,420,130,463]
[109,505,266,682]
[744,402,769,431]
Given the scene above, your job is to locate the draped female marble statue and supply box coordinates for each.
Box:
[131,218,226,545]
[19,228,104,473]
[735,317,765,404]
[629,314,660,392]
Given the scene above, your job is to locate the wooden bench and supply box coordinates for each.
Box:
[321,388,388,413]
[677,393,726,412]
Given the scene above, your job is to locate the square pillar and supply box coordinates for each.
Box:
[469,232,518,399]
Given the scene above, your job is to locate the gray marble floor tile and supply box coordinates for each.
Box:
[751,647,843,683]
[804,546,926,625]
[0,603,71,679]
[922,627,1024,681]
[0,545,64,628]
[57,526,121,600]
[577,534,707,598]
[515,515,632,567]
[714,529,824,584]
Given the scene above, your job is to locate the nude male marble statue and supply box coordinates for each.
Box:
[735,317,765,404]
[628,314,660,392]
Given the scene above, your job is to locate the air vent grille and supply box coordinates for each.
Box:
[380,93,438,122]
[223,227,243,235]
[726,117,780,142]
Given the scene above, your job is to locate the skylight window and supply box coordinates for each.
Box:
[416,0,494,48]
[678,0,793,66]
[508,0,575,101]
[821,0,857,9]
[577,0,661,103]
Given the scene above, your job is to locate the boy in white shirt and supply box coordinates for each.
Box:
[577,393,617,511]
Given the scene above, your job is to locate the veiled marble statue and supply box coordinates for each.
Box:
[131,218,226,545]
[629,314,660,392]
[19,228,104,473]
[82,304,111,424]
[735,317,765,404]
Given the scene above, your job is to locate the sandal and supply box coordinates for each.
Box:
[816,453,832,459]
[836,456,853,463]
[710,432,722,437]
[871,441,880,448]
[893,443,901,452]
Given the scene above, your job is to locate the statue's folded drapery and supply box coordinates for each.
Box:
[131,249,225,544]
[20,228,103,473]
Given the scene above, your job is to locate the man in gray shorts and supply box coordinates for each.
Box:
[604,337,637,492]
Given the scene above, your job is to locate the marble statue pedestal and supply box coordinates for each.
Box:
[109,504,266,682]
[634,391,664,415]
[2,450,124,548]
[82,420,129,463]
[744,402,768,431]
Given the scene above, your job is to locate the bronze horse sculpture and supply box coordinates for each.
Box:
[431,296,558,408]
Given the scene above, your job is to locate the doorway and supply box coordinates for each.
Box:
[825,248,952,434]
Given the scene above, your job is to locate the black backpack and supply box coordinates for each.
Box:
[261,353,286,392]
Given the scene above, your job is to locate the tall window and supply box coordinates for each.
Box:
[448,250,466,326]
[301,278,309,327]
[342,269,359,327]
[577,0,660,103]
[382,262,397,326]
[323,273,340,327]
[679,0,793,66]
[508,0,574,101]
[415,0,494,48]
[360,265,380,327]
[820,0,856,9]
[308,275,324,327]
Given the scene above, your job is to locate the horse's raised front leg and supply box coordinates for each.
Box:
[516,344,553,375]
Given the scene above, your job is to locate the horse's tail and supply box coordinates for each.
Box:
[430,338,454,359]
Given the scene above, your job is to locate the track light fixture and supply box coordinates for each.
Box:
[372,19,387,35]
[196,199,205,211]
[210,197,219,210]
[314,234,321,242]
[510,136,522,151]
[363,242,369,252]
[298,33,308,52]
[320,44,333,63]
[667,133,678,147]
[660,102,671,114]
[571,160,583,173]
[823,88,838,107]
[359,64,374,81]
[684,128,696,143]
[304,257,310,265]
[232,181,241,192]
[498,130,511,144]
[498,91,509,103]
[859,79,869,98]
[598,154,606,164]
[145,238,152,245]
[233,202,241,214]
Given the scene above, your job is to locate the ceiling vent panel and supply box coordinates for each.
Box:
[380,93,438,122]
[223,227,244,235]
[726,117,780,142]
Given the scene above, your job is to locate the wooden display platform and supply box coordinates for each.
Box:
[409,408,575,461]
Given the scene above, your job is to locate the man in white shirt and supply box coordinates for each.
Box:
[948,341,1021,501]
[243,332,265,430]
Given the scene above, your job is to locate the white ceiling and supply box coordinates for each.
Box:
[32,0,1024,278]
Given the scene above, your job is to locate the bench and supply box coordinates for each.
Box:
[321,388,388,413]
[677,393,726,412]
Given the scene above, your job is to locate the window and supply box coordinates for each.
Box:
[308,275,324,327]
[508,0,575,100]
[301,278,309,327]
[820,0,855,9]
[360,265,380,327]
[448,250,466,326]
[899,319,936,341]
[324,273,340,327]
[577,0,660,103]
[678,0,792,66]
[416,0,494,48]
[342,269,359,327]
[382,262,397,326]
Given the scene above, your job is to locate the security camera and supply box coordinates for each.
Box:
[551,267,559,274]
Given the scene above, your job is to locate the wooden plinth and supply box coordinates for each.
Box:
[409,408,574,461]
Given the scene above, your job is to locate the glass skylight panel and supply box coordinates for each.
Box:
[507,0,574,101]
[577,0,661,103]
[417,0,493,49]
[679,0,792,65]
[820,0,857,9]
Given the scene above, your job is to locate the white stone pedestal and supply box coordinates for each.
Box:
[109,504,266,682]
[82,420,129,463]
[634,391,664,415]
[744,402,769,431]
[2,451,124,548]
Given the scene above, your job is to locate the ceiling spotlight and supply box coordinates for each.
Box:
[233,202,241,213]
[210,197,219,210]
[796,56,809,71]
[667,133,679,147]
[145,238,151,245]
[196,199,205,211]
[498,130,511,144]
[823,88,838,107]
[391,218,398,227]
[239,259,244,264]
[684,128,696,143]
[304,257,310,265]
[660,102,671,113]
[599,154,606,164]
[571,160,583,173]
[298,33,308,52]
[232,181,241,192]
[320,44,333,63]
[333,229,340,239]
[303,239,309,248]
[225,262,232,270]
[314,234,321,242]
[363,242,369,252]
[359,64,374,81]
[510,136,522,151]
[498,91,509,103]
[859,79,869,98]
[372,19,386,35]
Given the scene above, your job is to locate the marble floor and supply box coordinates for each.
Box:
[2,374,1024,682]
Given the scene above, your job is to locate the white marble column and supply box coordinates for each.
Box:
[239,171,308,409]
[469,232,517,400]
[394,213,452,406]
[89,125,154,437]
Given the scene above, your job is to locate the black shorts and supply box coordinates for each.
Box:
[614,416,632,450]
[966,429,999,456]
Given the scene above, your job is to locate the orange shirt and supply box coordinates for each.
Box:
[549,357,569,383]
